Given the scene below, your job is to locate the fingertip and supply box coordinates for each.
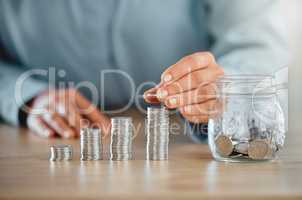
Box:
[48,130,56,138]
[62,130,75,139]
[143,92,152,101]
[144,93,160,104]
[143,87,159,101]
[143,87,162,103]
[216,68,225,77]
[40,129,55,138]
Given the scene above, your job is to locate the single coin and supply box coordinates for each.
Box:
[248,139,270,160]
[215,135,234,157]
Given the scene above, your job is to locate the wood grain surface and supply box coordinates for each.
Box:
[0,109,301,200]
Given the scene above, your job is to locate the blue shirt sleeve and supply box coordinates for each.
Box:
[206,0,289,75]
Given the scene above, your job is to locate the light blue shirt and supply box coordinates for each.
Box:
[0,0,288,126]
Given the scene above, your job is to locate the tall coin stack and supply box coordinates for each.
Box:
[110,117,133,160]
[80,128,102,161]
[146,107,170,160]
[49,144,73,161]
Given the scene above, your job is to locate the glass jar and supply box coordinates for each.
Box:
[208,75,286,162]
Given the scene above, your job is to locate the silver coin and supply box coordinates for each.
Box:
[110,153,133,161]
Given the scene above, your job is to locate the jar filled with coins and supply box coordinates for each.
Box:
[208,75,286,162]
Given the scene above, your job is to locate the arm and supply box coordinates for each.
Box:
[0,60,48,126]
[145,0,289,143]
[186,0,290,142]
[207,0,289,74]
[0,60,111,138]
[187,0,290,143]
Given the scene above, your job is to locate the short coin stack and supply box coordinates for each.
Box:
[146,107,170,160]
[110,117,133,160]
[80,128,102,161]
[49,144,73,161]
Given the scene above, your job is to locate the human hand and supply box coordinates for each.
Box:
[144,52,224,123]
[26,88,110,138]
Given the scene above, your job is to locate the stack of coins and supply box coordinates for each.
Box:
[80,128,102,161]
[146,107,170,160]
[110,117,133,160]
[49,144,73,161]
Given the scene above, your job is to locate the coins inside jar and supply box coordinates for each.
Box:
[214,130,276,160]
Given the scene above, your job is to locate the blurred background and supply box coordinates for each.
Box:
[0,0,299,137]
[282,1,302,134]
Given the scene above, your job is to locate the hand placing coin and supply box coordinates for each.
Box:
[144,52,224,124]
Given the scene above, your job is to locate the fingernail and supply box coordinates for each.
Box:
[157,89,168,99]
[63,131,72,139]
[163,74,172,83]
[168,97,177,106]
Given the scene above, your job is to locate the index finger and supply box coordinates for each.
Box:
[161,52,216,84]
[143,87,161,104]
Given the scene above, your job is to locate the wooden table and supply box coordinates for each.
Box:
[0,110,301,200]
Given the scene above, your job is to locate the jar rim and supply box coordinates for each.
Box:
[217,74,277,96]
[217,74,274,83]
